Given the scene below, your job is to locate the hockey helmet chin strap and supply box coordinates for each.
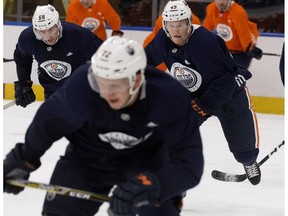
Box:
[122,78,145,109]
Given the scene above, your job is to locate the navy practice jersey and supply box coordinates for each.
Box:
[21,64,203,201]
[145,25,252,110]
[14,22,103,91]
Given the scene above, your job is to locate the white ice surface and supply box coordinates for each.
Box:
[2,101,285,216]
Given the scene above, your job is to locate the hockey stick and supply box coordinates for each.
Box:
[262,52,281,57]
[211,140,285,182]
[3,100,16,110]
[6,179,111,203]
[3,58,14,62]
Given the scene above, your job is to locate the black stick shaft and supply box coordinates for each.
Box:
[3,58,14,62]
[262,52,281,57]
[258,140,285,167]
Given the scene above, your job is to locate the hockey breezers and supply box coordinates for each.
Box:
[211,140,285,182]
[6,179,111,203]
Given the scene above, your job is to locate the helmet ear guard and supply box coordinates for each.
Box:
[89,36,147,95]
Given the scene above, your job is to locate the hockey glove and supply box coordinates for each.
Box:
[248,45,263,60]
[111,30,124,37]
[14,80,36,107]
[191,98,211,117]
[108,172,160,216]
[191,98,212,126]
[4,143,41,194]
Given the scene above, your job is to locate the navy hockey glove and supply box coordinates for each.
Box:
[4,143,40,194]
[111,30,124,37]
[14,80,36,107]
[191,98,211,117]
[108,172,160,216]
[191,98,212,126]
[248,45,263,60]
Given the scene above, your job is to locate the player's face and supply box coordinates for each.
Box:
[215,0,230,12]
[165,20,191,46]
[96,77,131,110]
[80,0,94,8]
[36,25,59,46]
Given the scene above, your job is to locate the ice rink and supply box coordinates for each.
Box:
[3,100,285,216]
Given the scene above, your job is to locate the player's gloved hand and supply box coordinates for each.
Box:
[108,172,160,216]
[248,45,263,60]
[191,98,211,126]
[4,143,41,194]
[111,30,124,37]
[14,80,36,108]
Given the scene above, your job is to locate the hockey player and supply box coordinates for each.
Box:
[145,0,261,185]
[144,13,201,48]
[66,0,124,41]
[14,4,103,108]
[143,12,201,72]
[4,36,204,216]
[203,0,263,69]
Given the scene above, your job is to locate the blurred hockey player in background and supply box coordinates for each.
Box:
[145,0,261,185]
[203,0,263,69]
[13,4,102,108]
[66,0,124,41]
[4,36,204,216]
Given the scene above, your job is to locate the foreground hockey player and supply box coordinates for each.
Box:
[13,4,102,107]
[145,0,261,185]
[4,36,204,216]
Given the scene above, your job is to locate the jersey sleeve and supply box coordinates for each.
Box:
[66,4,78,24]
[13,29,34,81]
[155,88,204,200]
[192,14,201,25]
[202,4,215,31]
[143,16,162,47]
[22,66,90,161]
[101,0,121,31]
[194,29,240,109]
[231,6,255,51]
[79,29,103,61]
[144,30,166,67]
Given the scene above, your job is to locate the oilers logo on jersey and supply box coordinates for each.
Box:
[40,60,72,81]
[171,62,202,92]
[99,131,153,150]
[216,23,233,41]
[82,17,100,32]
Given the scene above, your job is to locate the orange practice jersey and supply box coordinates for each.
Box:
[143,14,201,71]
[203,2,258,52]
[66,0,121,41]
